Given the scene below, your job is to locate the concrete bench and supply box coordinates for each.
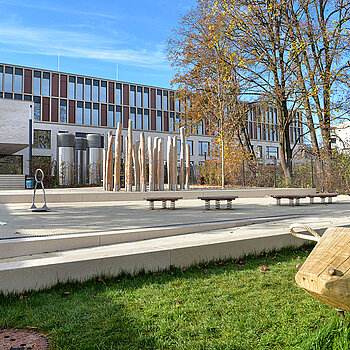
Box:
[198,196,238,210]
[271,195,307,206]
[308,193,338,204]
[144,197,183,210]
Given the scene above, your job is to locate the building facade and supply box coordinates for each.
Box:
[0,62,303,176]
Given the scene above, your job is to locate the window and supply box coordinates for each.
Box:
[129,85,136,106]
[85,79,92,101]
[77,77,83,100]
[187,140,193,155]
[176,113,180,129]
[33,130,51,149]
[116,83,122,104]
[4,93,12,99]
[33,96,41,121]
[274,108,278,124]
[33,71,41,95]
[0,155,23,175]
[198,121,204,135]
[0,66,3,91]
[137,87,142,107]
[41,72,50,96]
[157,90,162,109]
[177,139,181,155]
[116,106,122,125]
[101,81,107,103]
[169,112,175,132]
[0,92,2,98]
[14,94,22,100]
[69,76,76,99]
[76,101,83,124]
[93,103,99,126]
[85,102,91,125]
[175,99,180,112]
[24,95,31,101]
[144,109,149,130]
[257,124,262,140]
[199,141,210,155]
[163,91,168,110]
[267,146,278,159]
[60,100,67,123]
[108,105,114,127]
[4,67,13,92]
[130,107,136,127]
[14,68,23,93]
[157,111,162,131]
[144,88,149,108]
[137,108,142,129]
[93,80,99,102]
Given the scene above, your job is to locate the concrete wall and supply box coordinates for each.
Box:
[0,99,32,155]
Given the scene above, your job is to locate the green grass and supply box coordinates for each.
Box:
[0,245,347,349]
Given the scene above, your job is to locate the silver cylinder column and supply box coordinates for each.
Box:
[87,134,104,185]
[57,133,75,186]
[75,137,87,185]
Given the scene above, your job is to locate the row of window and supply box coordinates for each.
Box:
[0,65,184,111]
[255,145,279,159]
[33,129,210,156]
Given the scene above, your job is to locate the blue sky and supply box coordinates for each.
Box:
[0,0,196,88]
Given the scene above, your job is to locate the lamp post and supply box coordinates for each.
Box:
[29,105,33,176]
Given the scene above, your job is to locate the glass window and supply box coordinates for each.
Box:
[175,99,180,112]
[144,109,149,130]
[0,92,2,98]
[33,71,41,95]
[33,130,51,149]
[77,77,83,100]
[24,95,31,101]
[69,76,76,99]
[0,66,3,91]
[116,106,122,125]
[42,72,50,96]
[137,108,142,129]
[157,90,162,109]
[4,67,13,92]
[85,102,91,125]
[177,139,181,155]
[257,124,262,140]
[137,87,142,107]
[60,100,67,123]
[14,94,22,100]
[116,83,122,104]
[163,91,168,110]
[93,80,99,102]
[33,96,41,121]
[187,140,193,155]
[169,112,175,132]
[85,79,91,101]
[76,101,83,124]
[256,145,263,159]
[199,141,210,155]
[198,121,204,135]
[130,86,136,106]
[14,68,23,93]
[157,111,162,131]
[267,146,278,159]
[144,87,149,108]
[101,81,107,103]
[176,113,180,128]
[4,92,12,99]
[108,105,114,127]
[93,103,99,126]
[130,107,136,127]
[274,108,278,124]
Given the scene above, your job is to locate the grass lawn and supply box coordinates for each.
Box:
[0,244,347,349]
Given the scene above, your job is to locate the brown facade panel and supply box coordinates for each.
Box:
[150,110,156,130]
[60,75,67,98]
[51,98,58,122]
[108,82,114,104]
[24,69,32,94]
[150,89,156,109]
[169,92,175,111]
[52,73,59,97]
[42,97,50,122]
[123,106,129,128]
[101,104,107,126]
[69,100,75,124]
[163,111,169,132]
[123,84,129,105]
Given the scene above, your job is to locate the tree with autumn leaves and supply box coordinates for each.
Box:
[168,0,350,186]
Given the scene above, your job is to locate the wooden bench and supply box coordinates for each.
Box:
[198,196,238,210]
[144,197,183,210]
[308,193,338,204]
[271,195,307,206]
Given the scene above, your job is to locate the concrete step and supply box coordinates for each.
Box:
[0,215,299,259]
[0,224,306,295]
